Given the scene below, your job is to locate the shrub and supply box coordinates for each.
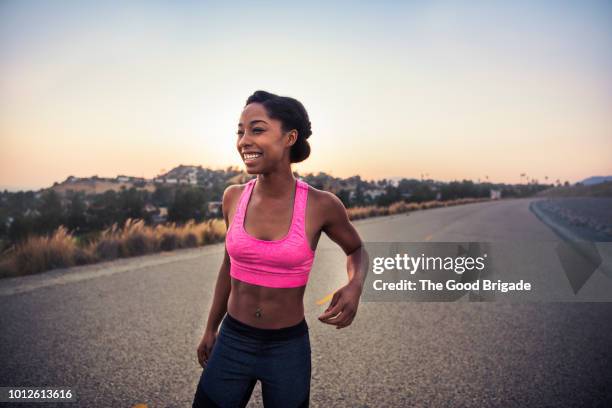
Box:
[13,226,77,276]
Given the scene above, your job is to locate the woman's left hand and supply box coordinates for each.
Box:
[318,282,363,329]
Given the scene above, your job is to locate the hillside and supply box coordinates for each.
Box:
[535,181,612,198]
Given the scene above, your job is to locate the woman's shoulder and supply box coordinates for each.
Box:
[222,182,250,219]
[302,183,348,230]
[303,182,345,214]
[223,182,247,200]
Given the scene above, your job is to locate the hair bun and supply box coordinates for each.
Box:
[304,121,312,139]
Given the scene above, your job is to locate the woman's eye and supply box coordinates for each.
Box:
[236,128,264,136]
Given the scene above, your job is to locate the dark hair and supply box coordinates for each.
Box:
[245,90,312,163]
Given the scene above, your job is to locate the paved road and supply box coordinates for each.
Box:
[1,198,611,407]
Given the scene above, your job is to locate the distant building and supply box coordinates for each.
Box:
[143,203,158,213]
[490,189,502,200]
[151,206,168,224]
[24,208,41,217]
[188,171,198,185]
[208,201,222,217]
[365,188,385,200]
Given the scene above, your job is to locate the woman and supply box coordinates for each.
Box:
[192,90,368,408]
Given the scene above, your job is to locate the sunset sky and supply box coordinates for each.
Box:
[1,0,611,191]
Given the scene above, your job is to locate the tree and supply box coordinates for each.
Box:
[67,192,87,232]
[8,215,34,243]
[168,186,208,223]
[354,185,365,206]
[36,190,64,234]
[88,190,120,230]
[335,190,350,208]
[118,187,146,223]
[153,185,175,207]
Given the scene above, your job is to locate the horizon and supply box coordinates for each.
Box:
[1,166,606,193]
[1,1,611,190]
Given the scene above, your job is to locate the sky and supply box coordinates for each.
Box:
[1,0,611,191]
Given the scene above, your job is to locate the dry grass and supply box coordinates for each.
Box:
[0,196,489,278]
[4,226,78,278]
[0,218,228,278]
[346,197,489,220]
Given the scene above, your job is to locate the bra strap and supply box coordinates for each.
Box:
[233,178,256,227]
[292,179,309,237]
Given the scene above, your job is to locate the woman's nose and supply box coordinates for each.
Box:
[237,133,252,148]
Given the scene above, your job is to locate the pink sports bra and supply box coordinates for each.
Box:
[226,177,316,288]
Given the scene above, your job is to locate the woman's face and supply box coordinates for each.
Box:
[236,102,297,174]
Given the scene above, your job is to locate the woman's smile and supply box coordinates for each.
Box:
[242,151,263,164]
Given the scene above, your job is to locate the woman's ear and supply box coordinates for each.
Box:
[285,129,298,147]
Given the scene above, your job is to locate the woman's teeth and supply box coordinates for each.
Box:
[244,153,262,161]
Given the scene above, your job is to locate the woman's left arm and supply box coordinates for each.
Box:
[317,192,370,329]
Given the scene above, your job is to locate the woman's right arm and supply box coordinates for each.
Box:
[197,185,239,367]
[202,246,231,336]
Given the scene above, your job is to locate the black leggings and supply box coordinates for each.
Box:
[192,313,311,408]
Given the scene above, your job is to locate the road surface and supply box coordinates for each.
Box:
[1,198,611,407]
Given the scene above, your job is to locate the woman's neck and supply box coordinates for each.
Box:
[255,171,296,199]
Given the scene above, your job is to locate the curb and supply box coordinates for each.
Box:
[529,199,612,280]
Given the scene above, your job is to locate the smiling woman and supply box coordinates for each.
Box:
[237,90,312,167]
[192,90,369,408]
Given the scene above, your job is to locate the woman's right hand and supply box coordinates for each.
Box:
[197,330,218,369]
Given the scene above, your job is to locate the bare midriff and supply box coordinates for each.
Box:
[227,278,307,329]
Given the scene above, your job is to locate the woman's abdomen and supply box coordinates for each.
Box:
[227,279,306,329]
